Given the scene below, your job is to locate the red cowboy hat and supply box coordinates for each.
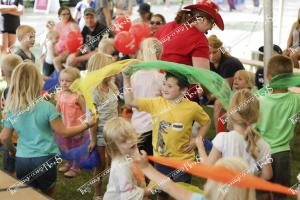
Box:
[184,0,224,31]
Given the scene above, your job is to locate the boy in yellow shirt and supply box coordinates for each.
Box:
[124,71,211,200]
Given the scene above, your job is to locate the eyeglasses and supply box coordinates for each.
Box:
[150,21,162,26]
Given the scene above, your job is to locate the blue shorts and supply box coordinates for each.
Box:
[15,155,60,193]
[154,163,191,197]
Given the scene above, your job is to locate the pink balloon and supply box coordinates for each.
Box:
[114,31,138,55]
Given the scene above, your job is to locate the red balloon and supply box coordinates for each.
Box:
[66,31,83,53]
[129,22,151,48]
[113,16,132,34]
[114,31,138,55]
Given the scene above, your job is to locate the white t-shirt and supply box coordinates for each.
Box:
[131,70,164,134]
[45,39,54,64]
[213,130,271,175]
[103,157,145,200]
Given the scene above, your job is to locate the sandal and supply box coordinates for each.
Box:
[58,162,70,173]
[64,167,80,178]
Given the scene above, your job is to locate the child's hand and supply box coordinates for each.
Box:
[133,149,150,170]
[181,138,196,153]
[88,141,96,153]
[86,115,97,128]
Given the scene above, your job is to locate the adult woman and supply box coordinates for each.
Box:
[150,14,166,35]
[155,0,224,69]
[285,9,300,68]
[0,0,24,53]
[54,6,80,71]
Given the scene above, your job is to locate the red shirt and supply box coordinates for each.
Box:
[155,21,209,66]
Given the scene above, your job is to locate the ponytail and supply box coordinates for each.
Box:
[175,10,193,24]
[244,126,260,160]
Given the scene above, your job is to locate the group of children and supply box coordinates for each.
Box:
[0,11,300,200]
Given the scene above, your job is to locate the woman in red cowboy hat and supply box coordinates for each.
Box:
[155,0,224,69]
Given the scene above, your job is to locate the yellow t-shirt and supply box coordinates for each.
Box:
[137,97,210,161]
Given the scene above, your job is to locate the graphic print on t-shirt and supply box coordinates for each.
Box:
[157,120,171,155]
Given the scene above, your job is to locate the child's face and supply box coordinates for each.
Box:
[21,32,35,48]
[60,73,74,92]
[233,74,248,90]
[115,138,137,157]
[162,77,183,101]
[49,34,59,43]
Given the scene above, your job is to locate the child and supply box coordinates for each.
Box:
[255,55,300,200]
[42,30,59,76]
[86,52,118,199]
[197,89,272,181]
[0,54,22,175]
[0,61,96,197]
[124,71,211,200]
[55,67,89,178]
[133,150,256,200]
[98,34,116,56]
[103,117,150,200]
[14,25,36,62]
[216,70,256,133]
[131,38,164,157]
[233,70,256,91]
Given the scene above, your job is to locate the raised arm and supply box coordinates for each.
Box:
[123,74,138,108]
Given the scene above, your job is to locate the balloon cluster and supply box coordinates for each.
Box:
[65,31,83,53]
[113,16,151,55]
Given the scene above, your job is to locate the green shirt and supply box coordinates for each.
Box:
[255,92,300,154]
[4,100,60,158]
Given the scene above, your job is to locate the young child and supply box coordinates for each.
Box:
[124,71,211,200]
[255,55,300,200]
[0,54,22,175]
[14,25,36,62]
[55,67,89,178]
[98,34,116,56]
[103,117,150,200]
[42,30,59,76]
[133,150,256,200]
[130,38,164,157]
[86,52,118,199]
[216,70,256,133]
[0,61,95,197]
[197,89,272,181]
[233,70,256,91]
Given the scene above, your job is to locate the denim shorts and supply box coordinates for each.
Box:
[15,155,60,193]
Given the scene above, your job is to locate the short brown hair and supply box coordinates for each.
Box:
[175,9,213,24]
[267,55,293,77]
[16,25,35,41]
[1,54,22,78]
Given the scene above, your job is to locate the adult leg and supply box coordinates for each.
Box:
[0,32,9,53]
[8,33,16,50]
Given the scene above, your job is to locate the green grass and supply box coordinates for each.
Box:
[0,107,299,200]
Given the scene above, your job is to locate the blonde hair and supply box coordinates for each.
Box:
[137,37,163,62]
[98,34,115,55]
[104,117,138,158]
[87,52,118,93]
[227,89,260,160]
[208,35,230,56]
[60,67,81,82]
[5,62,43,114]
[204,157,256,200]
[234,70,256,90]
[1,54,22,79]
[16,25,35,41]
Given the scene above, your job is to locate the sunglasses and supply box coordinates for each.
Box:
[195,15,215,26]
[150,21,162,26]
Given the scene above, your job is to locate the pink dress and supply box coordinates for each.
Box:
[55,91,88,151]
[55,22,73,53]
